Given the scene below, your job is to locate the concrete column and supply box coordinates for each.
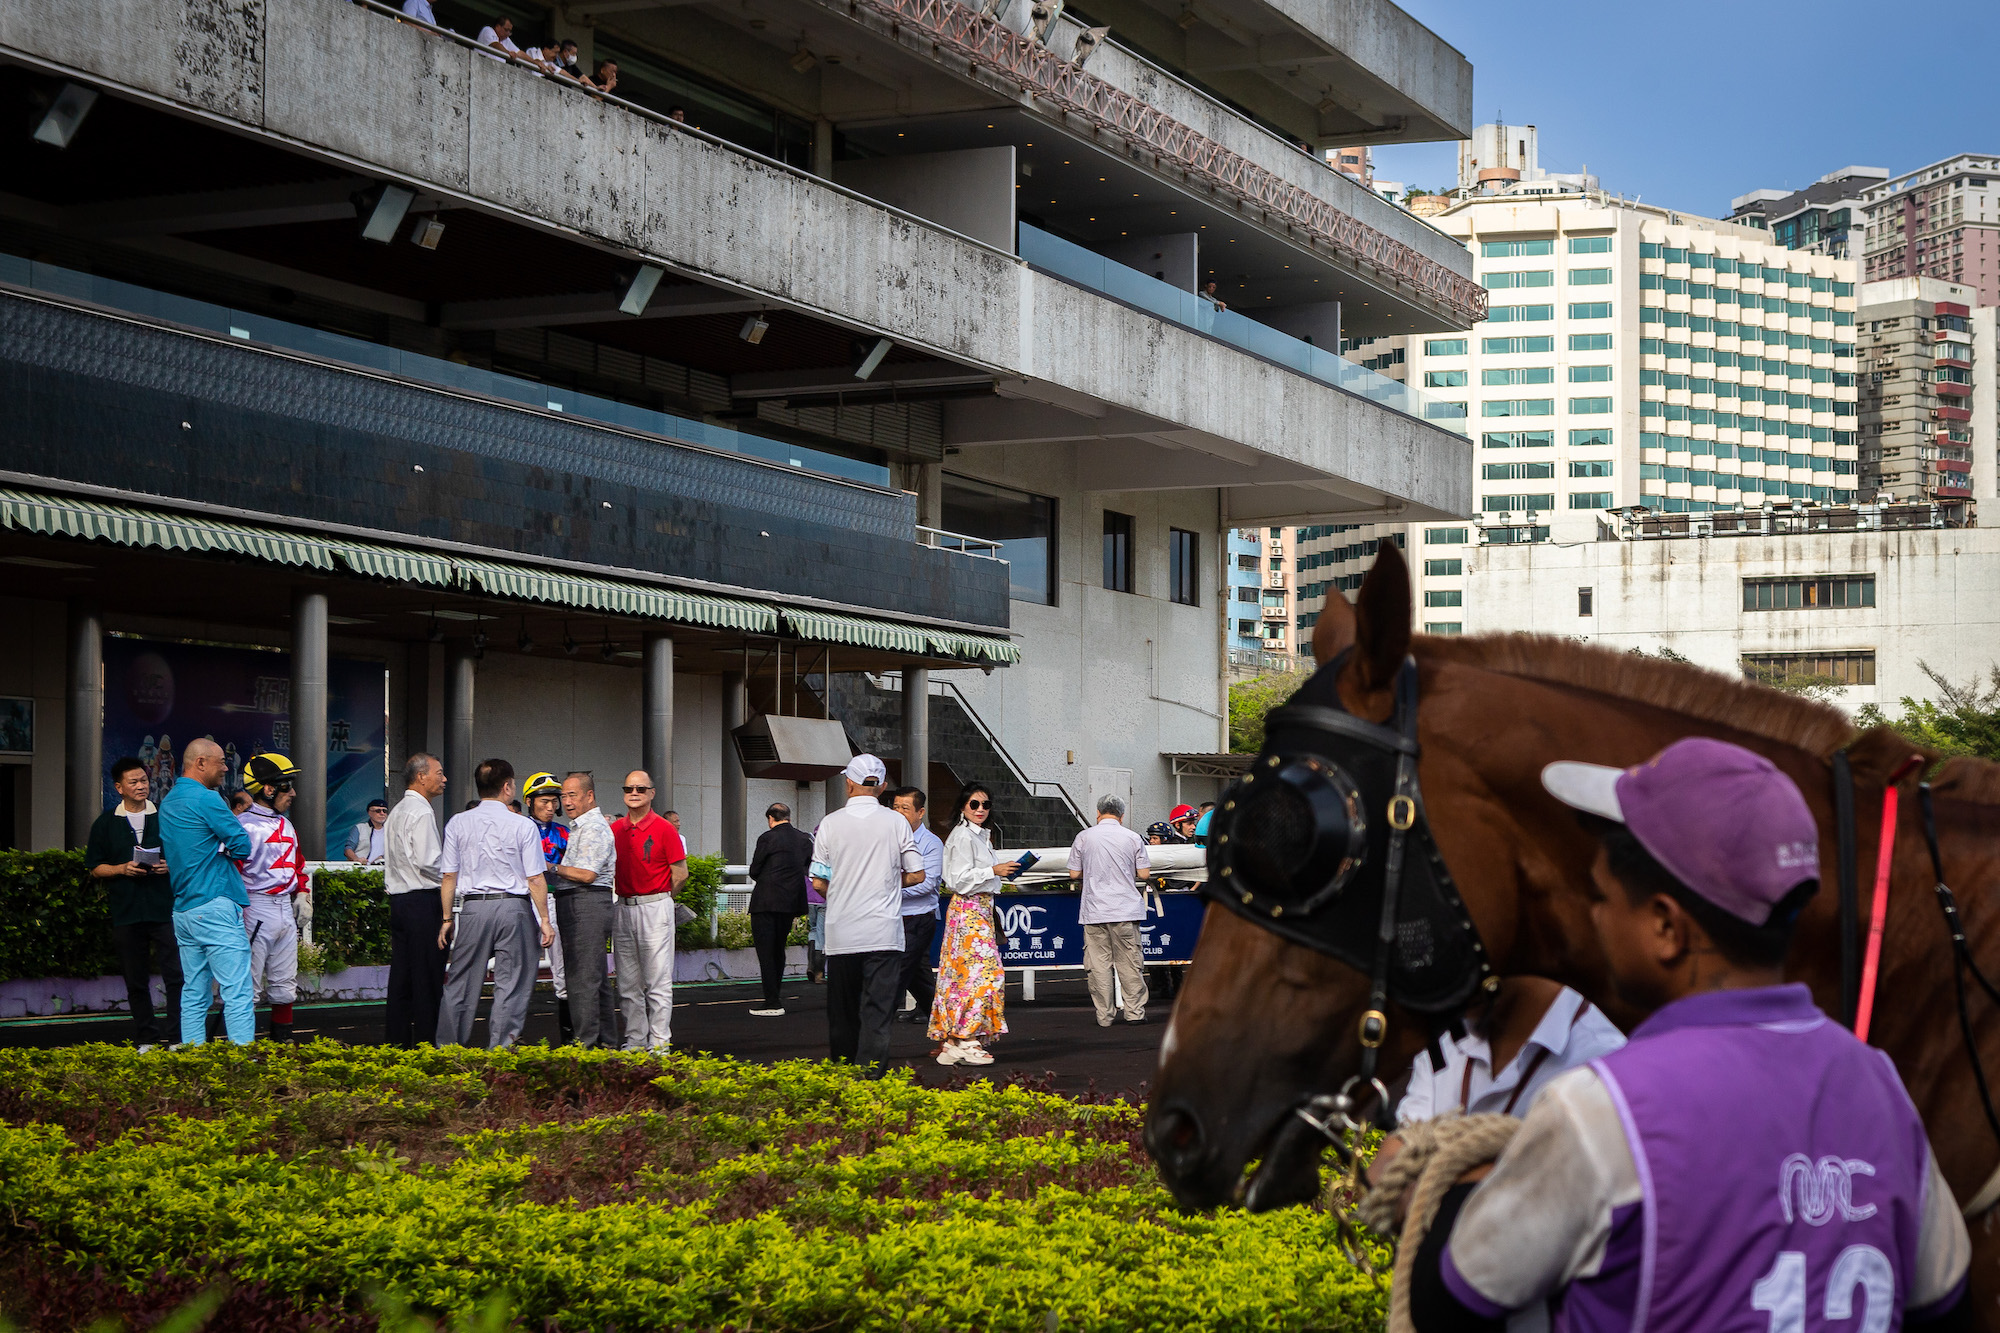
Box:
[643,633,674,815]
[811,117,834,179]
[65,600,102,851]
[290,589,330,860]
[444,644,476,808]
[721,669,747,863]
[901,667,930,796]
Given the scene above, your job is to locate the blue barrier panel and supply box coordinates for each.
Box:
[929,890,1205,967]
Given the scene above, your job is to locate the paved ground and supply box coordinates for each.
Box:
[0,971,1179,1100]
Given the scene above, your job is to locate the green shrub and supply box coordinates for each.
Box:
[309,868,392,970]
[713,910,755,951]
[671,853,728,949]
[0,1045,1386,1331]
[0,851,114,983]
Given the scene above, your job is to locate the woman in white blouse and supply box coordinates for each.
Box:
[929,784,1019,1065]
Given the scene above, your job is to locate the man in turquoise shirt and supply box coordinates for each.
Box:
[159,737,255,1045]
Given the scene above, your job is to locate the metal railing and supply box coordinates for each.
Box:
[835,0,1487,324]
[915,525,1006,559]
[869,672,1086,825]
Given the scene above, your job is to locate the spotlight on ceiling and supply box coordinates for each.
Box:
[32,83,99,150]
[618,263,666,316]
[1028,0,1063,40]
[1071,25,1109,65]
[357,184,416,244]
[410,216,446,250]
[853,336,893,380]
[789,46,817,73]
[739,314,771,344]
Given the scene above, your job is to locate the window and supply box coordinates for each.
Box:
[1569,491,1613,509]
[1484,336,1556,354]
[1425,338,1468,356]
[1483,367,1555,386]
[1570,333,1613,351]
[1483,399,1555,417]
[1569,396,1613,414]
[1424,559,1463,576]
[1569,460,1614,478]
[1569,267,1614,285]
[1236,619,1258,637]
[1102,510,1134,593]
[1482,493,1557,512]
[1741,576,1875,611]
[1236,553,1257,571]
[1426,527,1468,545]
[1424,590,1463,608]
[1483,461,1556,480]
[1482,239,1556,257]
[1425,621,1464,635]
[1578,588,1593,617]
[1488,304,1555,323]
[942,473,1056,605]
[1235,587,1258,603]
[1569,365,1613,382]
[1424,370,1468,388]
[1169,529,1199,606]
[1268,526,1283,537]
[1742,650,1875,686]
[1569,302,1613,320]
[1482,430,1555,448]
[1569,236,1613,254]
[1486,270,1555,289]
[1269,557,1283,571]
[1569,427,1613,448]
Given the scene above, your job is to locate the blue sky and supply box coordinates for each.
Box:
[1369,1,2000,218]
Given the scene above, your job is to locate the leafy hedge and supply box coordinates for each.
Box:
[0,851,114,983]
[0,1045,1385,1331]
[309,868,394,970]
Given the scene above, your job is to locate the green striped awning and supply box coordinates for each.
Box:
[926,630,1021,664]
[783,608,930,654]
[332,542,457,588]
[457,558,776,632]
[0,487,339,570]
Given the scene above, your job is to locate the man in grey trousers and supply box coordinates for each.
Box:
[436,758,553,1048]
[550,770,619,1047]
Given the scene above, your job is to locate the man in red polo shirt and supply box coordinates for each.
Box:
[611,768,686,1050]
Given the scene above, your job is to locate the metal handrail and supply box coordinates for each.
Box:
[915,525,1007,560]
[922,676,1086,827]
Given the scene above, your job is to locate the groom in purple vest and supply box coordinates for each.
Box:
[1397,737,1972,1333]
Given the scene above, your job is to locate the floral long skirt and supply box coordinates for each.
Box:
[927,892,1007,1042]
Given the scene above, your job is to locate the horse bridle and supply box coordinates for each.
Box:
[1202,654,1496,1159]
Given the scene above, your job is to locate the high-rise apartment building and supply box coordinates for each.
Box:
[1861,155,2000,304]
[1857,278,1982,515]
[1728,166,1886,259]
[1329,192,1860,635]
[1456,124,1598,198]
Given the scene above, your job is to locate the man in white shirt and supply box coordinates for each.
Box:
[1397,979,1625,1124]
[811,754,924,1076]
[473,17,522,63]
[383,753,447,1047]
[435,758,553,1048]
[399,0,439,26]
[344,799,389,864]
[550,770,619,1048]
[1067,794,1152,1026]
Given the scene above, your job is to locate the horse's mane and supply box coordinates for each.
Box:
[1420,633,1857,759]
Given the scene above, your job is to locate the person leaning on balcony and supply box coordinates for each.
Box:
[930,782,1016,1067]
[84,754,183,1050]
[588,60,619,95]
[383,753,448,1048]
[473,16,522,63]
[1202,281,1228,313]
[398,0,440,26]
[158,738,255,1046]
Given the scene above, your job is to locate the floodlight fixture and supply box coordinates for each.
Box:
[1028,0,1063,40]
[853,337,893,380]
[618,263,666,316]
[789,46,817,73]
[358,184,416,243]
[1072,25,1109,65]
[410,216,446,250]
[739,314,771,344]
[33,83,99,149]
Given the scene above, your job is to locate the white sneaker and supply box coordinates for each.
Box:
[748,1008,786,1017]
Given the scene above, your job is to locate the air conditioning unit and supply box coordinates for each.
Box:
[730,714,854,780]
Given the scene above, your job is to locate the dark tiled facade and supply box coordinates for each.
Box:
[0,292,1008,626]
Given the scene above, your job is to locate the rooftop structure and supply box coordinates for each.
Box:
[1861,154,2000,305]
[1728,165,1887,260]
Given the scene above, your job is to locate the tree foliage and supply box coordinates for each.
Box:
[1228,671,1307,753]
[1857,661,2000,762]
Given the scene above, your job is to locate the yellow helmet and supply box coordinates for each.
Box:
[246,752,302,787]
[522,771,562,799]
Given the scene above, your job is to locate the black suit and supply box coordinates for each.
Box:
[747,822,813,1007]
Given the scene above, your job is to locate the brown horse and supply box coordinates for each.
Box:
[1148,539,2000,1318]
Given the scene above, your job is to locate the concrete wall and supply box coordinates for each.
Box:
[833,147,1017,255]
[1462,525,2000,712]
[0,0,1471,520]
[0,598,68,851]
[943,444,1226,828]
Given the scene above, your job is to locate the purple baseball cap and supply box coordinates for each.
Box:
[1542,737,1820,924]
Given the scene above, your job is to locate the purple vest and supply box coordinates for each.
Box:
[1565,986,1931,1333]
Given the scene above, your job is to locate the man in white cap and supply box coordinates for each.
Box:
[810,754,924,1076]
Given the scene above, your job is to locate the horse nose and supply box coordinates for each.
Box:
[1147,1101,1209,1182]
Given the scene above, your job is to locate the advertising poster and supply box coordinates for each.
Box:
[101,636,387,840]
[930,890,1204,968]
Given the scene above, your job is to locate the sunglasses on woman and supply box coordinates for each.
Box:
[966,799,990,810]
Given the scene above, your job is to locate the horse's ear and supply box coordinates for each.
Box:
[1311,586,1357,663]
[1349,539,1412,693]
